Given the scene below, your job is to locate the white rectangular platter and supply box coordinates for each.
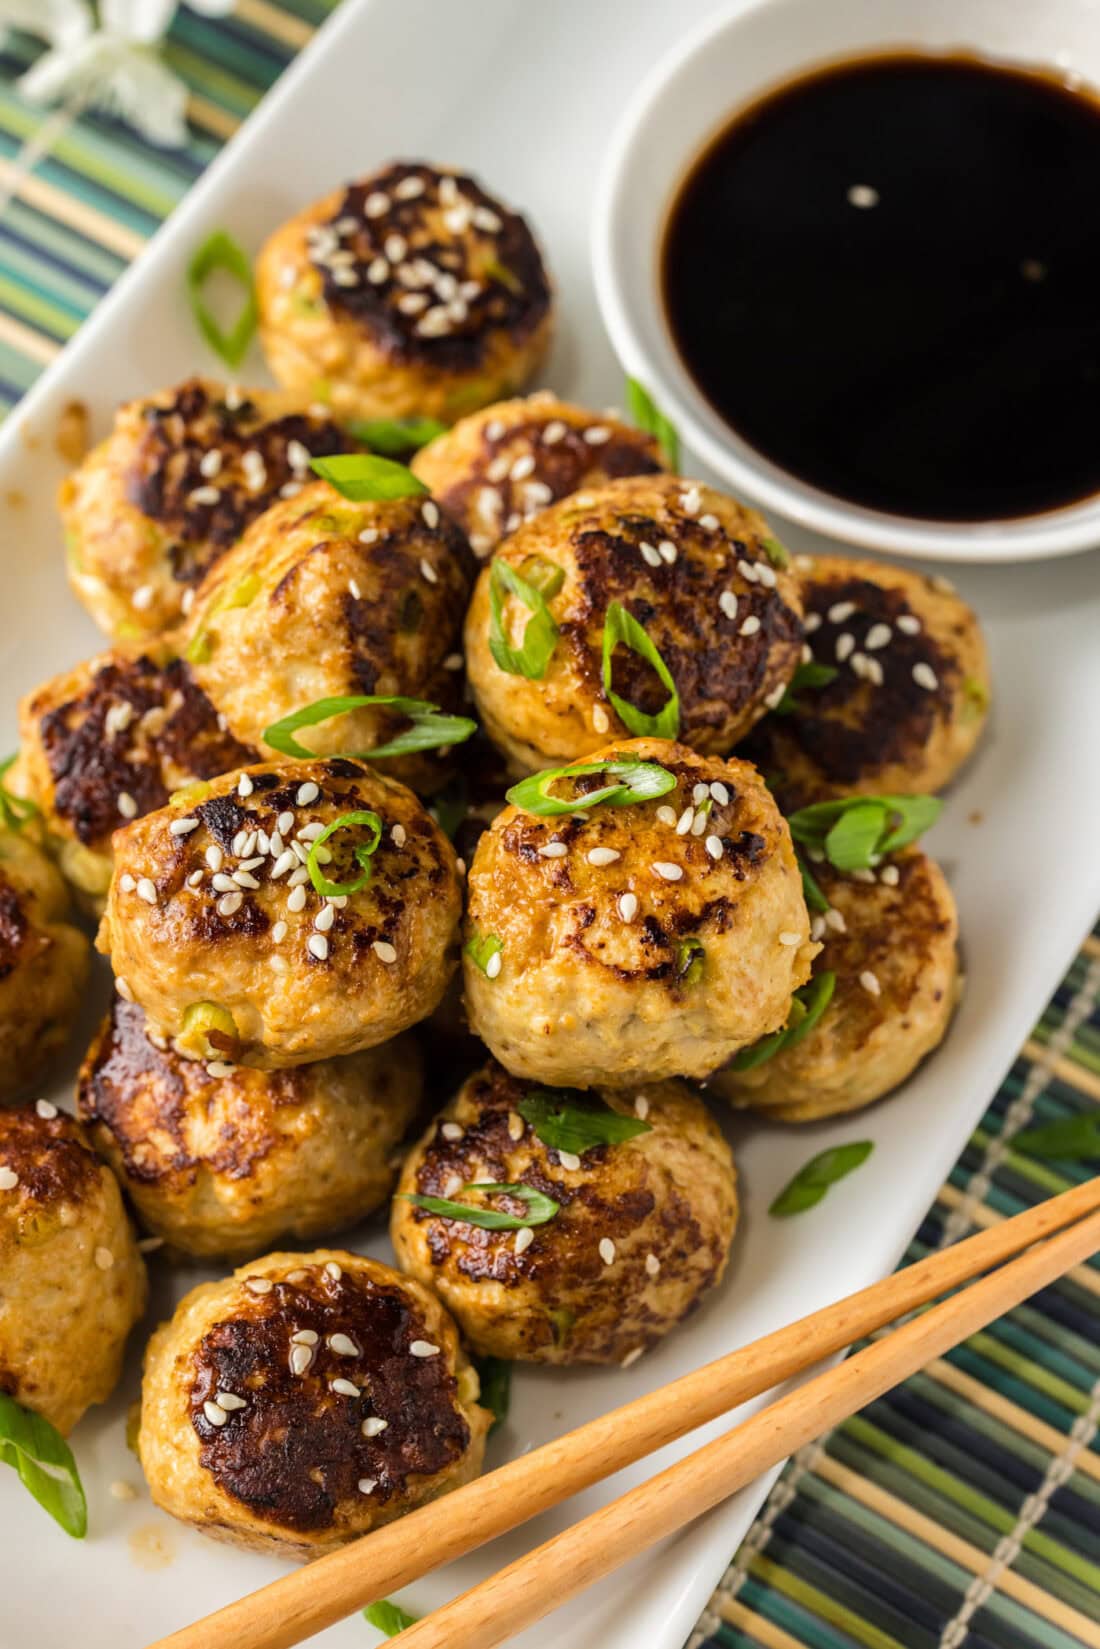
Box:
[2,1,1100,1645]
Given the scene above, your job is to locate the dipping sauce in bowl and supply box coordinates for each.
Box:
[662,53,1100,522]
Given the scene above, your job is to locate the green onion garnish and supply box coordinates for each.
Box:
[674,936,706,986]
[473,1356,512,1432]
[263,694,476,762]
[305,810,382,898]
[517,554,565,600]
[773,660,839,716]
[730,971,836,1071]
[309,453,428,501]
[0,1393,86,1538]
[624,375,680,470]
[788,794,941,873]
[465,930,503,976]
[363,1599,419,1636]
[1014,1113,1100,1162]
[798,854,829,914]
[347,417,447,457]
[488,559,559,680]
[601,602,680,740]
[405,1182,559,1230]
[186,230,258,370]
[762,535,790,568]
[506,755,675,817]
[769,1139,873,1217]
[0,756,38,833]
[517,1088,652,1154]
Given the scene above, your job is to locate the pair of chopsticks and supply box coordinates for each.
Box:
[151,1174,1100,1649]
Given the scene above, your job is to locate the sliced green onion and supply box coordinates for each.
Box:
[465,930,503,976]
[788,794,942,872]
[518,1088,652,1154]
[769,1139,873,1217]
[347,417,447,456]
[506,755,675,817]
[823,801,890,872]
[488,559,559,680]
[730,971,837,1072]
[674,937,706,986]
[306,810,382,897]
[518,555,565,600]
[0,756,38,833]
[474,1356,512,1433]
[773,660,839,716]
[624,375,680,470]
[363,1599,419,1636]
[0,1394,86,1538]
[797,854,829,914]
[263,694,475,762]
[186,230,258,370]
[601,601,680,739]
[428,775,468,841]
[1015,1113,1100,1162]
[762,535,790,568]
[405,1182,559,1230]
[309,453,428,501]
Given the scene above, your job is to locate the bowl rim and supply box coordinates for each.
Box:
[591,0,1100,563]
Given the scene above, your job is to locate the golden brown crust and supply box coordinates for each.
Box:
[464,475,802,773]
[59,378,358,639]
[256,164,553,423]
[391,1061,737,1364]
[0,832,90,1101]
[741,555,990,807]
[411,395,664,557]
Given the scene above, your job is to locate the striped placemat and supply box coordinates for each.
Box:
[1,10,1098,1648]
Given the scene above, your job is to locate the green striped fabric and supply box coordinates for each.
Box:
[0,10,1097,1648]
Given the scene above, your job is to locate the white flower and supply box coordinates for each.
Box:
[2,0,236,149]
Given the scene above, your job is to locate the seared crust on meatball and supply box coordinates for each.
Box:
[78,997,423,1259]
[411,394,664,557]
[182,479,475,792]
[463,738,816,1087]
[0,832,90,1101]
[138,1250,489,1557]
[711,849,959,1120]
[59,378,358,639]
[0,1106,146,1432]
[97,758,462,1068]
[391,1062,737,1365]
[14,643,254,908]
[256,162,553,423]
[742,555,990,809]
[464,476,802,773]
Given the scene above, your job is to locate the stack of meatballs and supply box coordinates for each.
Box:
[0,159,989,1561]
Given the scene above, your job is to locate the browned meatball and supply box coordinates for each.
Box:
[411,394,665,556]
[741,554,990,809]
[13,643,254,908]
[0,830,90,1099]
[256,162,553,423]
[138,1250,490,1557]
[78,997,423,1259]
[464,475,803,773]
[391,1061,738,1365]
[59,378,358,639]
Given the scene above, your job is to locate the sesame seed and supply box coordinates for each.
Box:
[510,454,536,483]
[913,661,938,691]
[419,557,439,586]
[652,862,683,881]
[739,615,761,637]
[756,562,778,589]
[621,1347,644,1368]
[539,841,568,859]
[681,486,701,514]
[896,613,921,635]
[372,940,398,964]
[207,1061,235,1078]
[599,1238,616,1265]
[618,892,638,922]
[811,914,826,941]
[212,873,237,893]
[825,907,847,933]
[860,969,882,996]
[803,612,822,633]
[203,1401,228,1427]
[395,174,425,199]
[692,784,708,806]
[864,657,884,686]
[778,931,801,946]
[587,847,621,866]
[719,591,738,621]
[592,705,610,734]
[658,539,678,564]
[188,484,220,506]
[289,1344,313,1376]
[297,781,319,806]
[217,891,243,917]
[314,903,335,933]
[705,834,723,860]
[245,1276,272,1294]
[699,512,720,531]
[507,1110,524,1142]
[136,878,157,905]
[440,1121,464,1142]
[710,782,729,805]
[391,823,407,848]
[444,652,464,670]
[362,1416,389,1438]
[764,683,786,710]
[485,951,503,980]
[635,1095,650,1120]
[409,1340,439,1358]
[836,633,855,662]
[104,701,135,737]
[738,559,759,583]
[880,863,900,886]
[132,584,155,612]
[583,425,611,444]
[358,1478,378,1495]
[332,1378,360,1398]
[676,807,694,836]
[280,480,303,499]
[848,183,880,208]
[271,849,296,879]
[514,1226,534,1256]
[542,419,566,444]
[0,1167,18,1190]
[270,956,289,975]
[851,867,877,883]
[169,817,199,836]
[828,601,856,623]
[865,623,892,650]
[298,821,325,841]
[116,976,134,1001]
[558,1150,581,1171]
[639,541,663,570]
[656,805,677,826]
[117,791,138,820]
[237,774,254,798]
[216,1391,246,1411]
[308,934,329,961]
[644,1252,661,1278]
[35,1099,57,1120]
[205,845,223,871]
[95,1247,114,1270]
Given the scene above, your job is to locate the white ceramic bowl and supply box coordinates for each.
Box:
[593,0,1100,562]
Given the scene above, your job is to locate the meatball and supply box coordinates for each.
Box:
[0,830,90,1102]
[13,644,254,909]
[464,475,802,774]
[97,758,462,1068]
[255,162,553,424]
[78,996,423,1259]
[411,394,664,557]
[710,848,960,1121]
[182,478,475,792]
[0,1105,146,1433]
[742,555,990,810]
[59,378,357,640]
[463,738,816,1087]
[391,1061,737,1366]
[138,1249,489,1557]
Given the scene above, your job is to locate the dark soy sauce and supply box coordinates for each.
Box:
[662,53,1100,521]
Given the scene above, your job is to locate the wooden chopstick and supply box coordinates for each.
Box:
[148,1175,1100,1649]
[389,1196,1100,1649]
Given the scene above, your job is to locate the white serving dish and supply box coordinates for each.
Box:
[594,0,1100,563]
[0,2,1098,1646]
